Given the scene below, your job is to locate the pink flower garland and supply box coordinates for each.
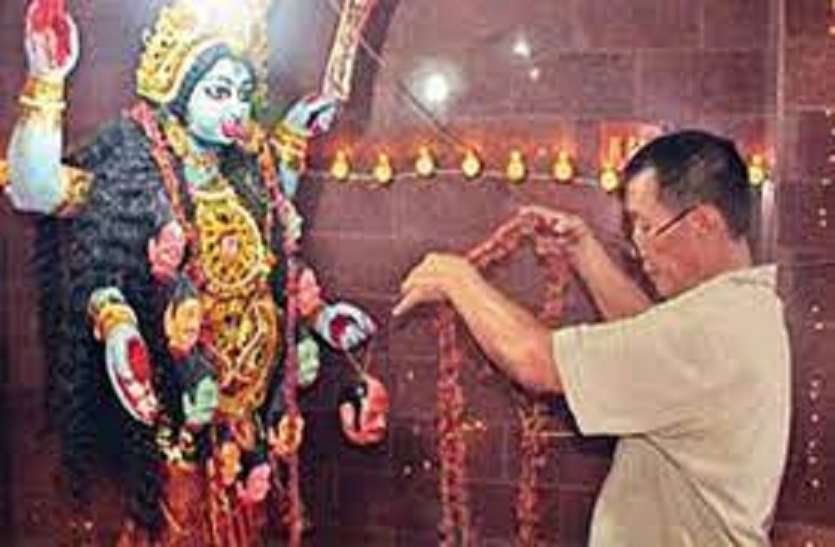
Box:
[436,210,570,547]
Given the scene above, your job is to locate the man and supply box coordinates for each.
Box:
[393,130,790,546]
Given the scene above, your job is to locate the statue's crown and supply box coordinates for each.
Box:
[136,0,271,104]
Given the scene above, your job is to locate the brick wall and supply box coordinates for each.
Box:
[773,0,835,538]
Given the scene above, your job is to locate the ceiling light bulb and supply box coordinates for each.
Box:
[423,73,451,105]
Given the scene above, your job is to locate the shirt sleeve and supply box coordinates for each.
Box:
[552,292,727,436]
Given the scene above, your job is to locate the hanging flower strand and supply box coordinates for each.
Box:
[435,209,571,547]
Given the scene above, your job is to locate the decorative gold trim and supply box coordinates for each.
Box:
[211,294,281,418]
[54,167,94,217]
[272,123,309,173]
[0,161,9,191]
[18,102,63,130]
[192,187,270,296]
[92,302,138,341]
[20,75,65,104]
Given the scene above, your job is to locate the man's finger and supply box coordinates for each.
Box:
[520,204,563,219]
[391,293,413,317]
[399,263,428,294]
[392,288,426,317]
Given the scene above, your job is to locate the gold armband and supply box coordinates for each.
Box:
[18,76,66,130]
[54,167,94,217]
[19,75,66,111]
[273,122,309,173]
[0,161,9,191]
[92,302,138,342]
[89,289,138,341]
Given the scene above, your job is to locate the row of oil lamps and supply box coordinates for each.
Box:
[324,147,770,190]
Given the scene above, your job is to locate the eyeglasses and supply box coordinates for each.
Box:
[649,205,698,239]
[628,204,698,254]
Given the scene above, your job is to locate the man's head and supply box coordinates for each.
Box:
[622,130,753,298]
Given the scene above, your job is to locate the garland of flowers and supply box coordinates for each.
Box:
[280,257,304,546]
[253,115,305,547]
[435,304,471,546]
[436,210,570,547]
[128,102,305,544]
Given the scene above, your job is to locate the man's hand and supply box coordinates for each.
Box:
[25,0,79,79]
[519,205,600,263]
[520,205,652,320]
[392,253,479,317]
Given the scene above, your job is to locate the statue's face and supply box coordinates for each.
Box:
[186,57,254,146]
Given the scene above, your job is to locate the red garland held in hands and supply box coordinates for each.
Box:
[435,210,571,547]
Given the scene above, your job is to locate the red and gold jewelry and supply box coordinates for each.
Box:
[270,413,305,460]
[54,167,94,217]
[91,302,139,342]
[272,122,309,173]
[19,75,66,111]
[0,161,9,191]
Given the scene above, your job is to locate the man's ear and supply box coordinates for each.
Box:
[689,204,725,236]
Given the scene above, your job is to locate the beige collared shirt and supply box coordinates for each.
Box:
[553,265,790,547]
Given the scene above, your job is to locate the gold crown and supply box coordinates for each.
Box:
[136,0,272,105]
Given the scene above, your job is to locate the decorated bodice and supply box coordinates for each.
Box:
[189,182,282,418]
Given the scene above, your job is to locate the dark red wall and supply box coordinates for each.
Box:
[1,0,834,545]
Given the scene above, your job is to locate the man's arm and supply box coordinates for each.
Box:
[519,206,651,320]
[393,254,562,395]
[392,207,650,396]
[570,238,651,320]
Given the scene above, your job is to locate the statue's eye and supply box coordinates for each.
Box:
[205,85,232,100]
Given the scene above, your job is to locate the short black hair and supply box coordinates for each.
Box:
[623,130,752,239]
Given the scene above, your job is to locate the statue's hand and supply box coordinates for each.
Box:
[182,375,219,429]
[105,323,160,425]
[282,94,341,139]
[315,302,377,351]
[297,336,322,388]
[25,0,80,79]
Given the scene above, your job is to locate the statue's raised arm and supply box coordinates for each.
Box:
[5,0,91,215]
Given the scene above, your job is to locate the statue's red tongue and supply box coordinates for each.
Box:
[221,120,244,140]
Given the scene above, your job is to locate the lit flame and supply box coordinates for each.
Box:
[373,153,394,185]
[747,154,768,187]
[461,150,482,180]
[330,150,351,182]
[415,146,436,178]
[506,150,526,184]
[599,163,620,193]
[552,150,574,183]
